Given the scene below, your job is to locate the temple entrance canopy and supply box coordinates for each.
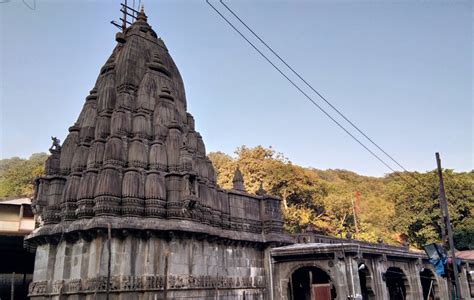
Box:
[290,266,336,300]
[385,267,408,300]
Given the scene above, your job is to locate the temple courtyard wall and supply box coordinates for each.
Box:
[271,235,474,300]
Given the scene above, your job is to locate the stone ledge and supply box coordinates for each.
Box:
[25,216,293,248]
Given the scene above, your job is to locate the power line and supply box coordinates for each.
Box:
[22,0,35,10]
[205,0,421,190]
[218,0,427,188]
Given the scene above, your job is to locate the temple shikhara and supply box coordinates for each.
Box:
[24,7,474,300]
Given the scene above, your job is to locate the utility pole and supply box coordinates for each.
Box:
[436,152,462,299]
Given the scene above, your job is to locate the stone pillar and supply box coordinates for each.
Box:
[437,276,450,300]
[29,243,57,299]
[345,255,362,299]
[32,243,57,283]
[263,246,275,300]
[333,255,350,299]
[51,241,72,298]
[406,261,423,300]
[372,256,389,299]
[459,266,471,299]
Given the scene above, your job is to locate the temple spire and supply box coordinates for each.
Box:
[232,167,245,191]
[137,4,147,22]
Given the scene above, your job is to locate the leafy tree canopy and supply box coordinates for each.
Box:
[209,146,473,249]
[0,153,48,199]
[1,148,472,250]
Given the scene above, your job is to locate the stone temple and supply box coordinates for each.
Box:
[25,8,288,300]
[25,7,474,300]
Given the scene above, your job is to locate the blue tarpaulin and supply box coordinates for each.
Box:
[429,257,447,276]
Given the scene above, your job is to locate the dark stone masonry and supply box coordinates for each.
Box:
[25,7,473,300]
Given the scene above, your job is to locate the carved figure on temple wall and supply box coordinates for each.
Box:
[49,136,61,151]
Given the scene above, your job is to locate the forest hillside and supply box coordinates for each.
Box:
[1,147,472,250]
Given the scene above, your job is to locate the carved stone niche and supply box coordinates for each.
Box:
[116,84,137,111]
[94,114,111,140]
[132,113,151,139]
[61,174,81,221]
[166,124,182,172]
[70,144,89,173]
[149,140,167,171]
[97,70,116,114]
[128,139,148,168]
[110,108,131,137]
[179,174,199,220]
[103,136,126,167]
[144,171,166,218]
[87,140,105,169]
[78,102,97,143]
[42,177,67,225]
[122,170,145,217]
[76,171,98,219]
[93,166,122,217]
[59,127,80,175]
[179,146,193,173]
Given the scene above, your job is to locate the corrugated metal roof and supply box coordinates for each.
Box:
[456,250,474,260]
[0,198,31,205]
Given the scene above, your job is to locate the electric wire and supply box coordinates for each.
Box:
[205,0,421,190]
[219,0,426,188]
[22,0,35,10]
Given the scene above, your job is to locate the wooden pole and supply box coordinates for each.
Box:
[436,153,462,299]
[164,250,169,300]
[352,192,359,235]
[106,224,112,300]
[426,279,433,300]
[10,272,15,300]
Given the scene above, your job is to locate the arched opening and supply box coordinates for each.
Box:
[358,266,375,300]
[420,268,438,300]
[290,266,336,300]
[385,267,408,300]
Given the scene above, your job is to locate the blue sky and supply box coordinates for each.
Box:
[0,0,472,176]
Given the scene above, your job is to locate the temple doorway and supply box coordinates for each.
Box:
[289,266,336,300]
[420,268,438,300]
[359,266,375,300]
[385,267,408,300]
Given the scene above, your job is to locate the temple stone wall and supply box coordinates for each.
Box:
[29,234,267,299]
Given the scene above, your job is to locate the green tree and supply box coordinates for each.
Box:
[390,170,474,249]
[0,153,48,198]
